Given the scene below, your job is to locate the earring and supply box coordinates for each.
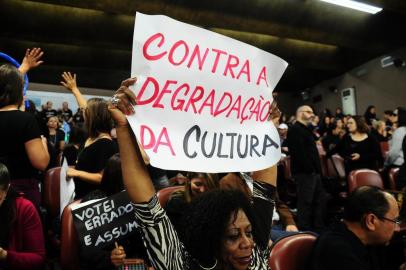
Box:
[198,259,218,270]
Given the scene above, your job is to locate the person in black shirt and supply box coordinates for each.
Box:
[309,186,400,270]
[61,72,118,199]
[328,116,382,174]
[46,116,65,153]
[0,49,49,208]
[72,108,85,127]
[58,101,73,123]
[287,105,325,232]
[364,105,377,126]
[41,101,58,120]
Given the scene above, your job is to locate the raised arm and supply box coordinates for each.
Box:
[108,78,155,203]
[252,100,280,186]
[252,165,277,186]
[60,72,87,109]
[18,48,44,75]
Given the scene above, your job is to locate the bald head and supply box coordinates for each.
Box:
[296,105,314,125]
[344,186,396,223]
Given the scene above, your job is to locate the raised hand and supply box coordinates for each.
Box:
[108,78,137,127]
[60,72,79,92]
[19,48,44,74]
[0,246,7,260]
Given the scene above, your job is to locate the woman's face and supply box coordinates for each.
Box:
[336,119,344,129]
[347,118,357,133]
[0,184,9,207]
[47,117,58,129]
[190,177,207,196]
[222,209,254,270]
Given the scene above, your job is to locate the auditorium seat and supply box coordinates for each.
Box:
[279,156,297,199]
[157,186,185,207]
[280,156,292,180]
[380,141,389,159]
[326,155,346,181]
[319,153,328,178]
[269,233,317,270]
[43,166,62,219]
[43,167,62,251]
[347,169,384,193]
[60,200,82,270]
[388,167,400,190]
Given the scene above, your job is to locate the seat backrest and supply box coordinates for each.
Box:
[157,186,185,207]
[347,169,384,193]
[326,155,346,180]
[388,167,400,190]
[269,233,317,270]
[380,141,389,158]
[43,166,61,219]
[319,153,328,178]
[60,200,82,270]
[281,156,292,180]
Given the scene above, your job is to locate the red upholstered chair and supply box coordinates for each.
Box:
[380,141,389,159]
[43,167,62,249]
[319,153,328,178]
[279,156,297,199]
[280,156,292,180]
[347,169,384,193]
[326,155,346,181]
[269,233,317,270]
[157,186,185,207]
[60,200,82,270]
[43,166,62,219]
[388,167,400,190]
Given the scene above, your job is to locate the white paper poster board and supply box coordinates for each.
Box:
[60,158,75,217]
[128,12,288,173]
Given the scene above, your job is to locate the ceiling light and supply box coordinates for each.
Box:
[320,0,383,14]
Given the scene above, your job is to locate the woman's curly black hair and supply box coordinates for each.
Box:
[182,189,255,268]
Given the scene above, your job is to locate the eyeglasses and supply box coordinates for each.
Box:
[299,110,314,114]
[379,216,402,226]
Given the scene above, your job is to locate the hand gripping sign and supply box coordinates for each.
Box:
[128,13,288,173]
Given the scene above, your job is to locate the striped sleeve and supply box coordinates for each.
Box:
[132,195,189,270]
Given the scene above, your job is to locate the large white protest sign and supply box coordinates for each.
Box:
[128,12,288,172]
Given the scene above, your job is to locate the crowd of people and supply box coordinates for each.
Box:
[0,48,404,270]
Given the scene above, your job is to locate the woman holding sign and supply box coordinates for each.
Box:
[109,78,277,270]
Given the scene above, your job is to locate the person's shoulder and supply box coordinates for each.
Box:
[287,122,301,134]
[15,197,37,214]
[5,111,37,124]
[315,225,360,251]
